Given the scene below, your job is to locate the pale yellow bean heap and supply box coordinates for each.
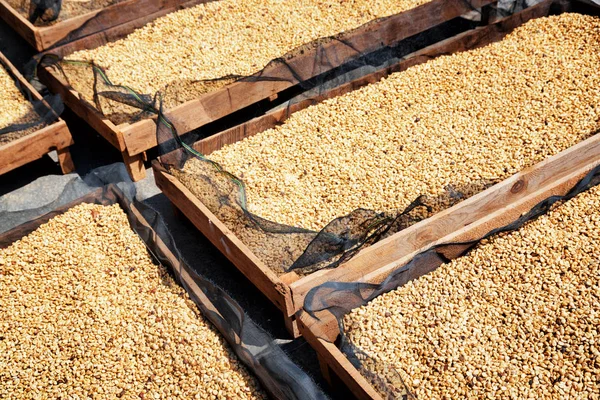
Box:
[0,63,40,144]
[63,0,431,120]
[344,183,600,399]
[0,203,265,399]
[199,13,600,231]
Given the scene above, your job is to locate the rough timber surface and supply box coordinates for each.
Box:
[294,3,600,397]
[0,51,74,176]
[0,0,210,51]
[39,0,494,182]
[148,0,600,340]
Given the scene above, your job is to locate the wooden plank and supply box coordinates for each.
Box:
[0,121,74,175]
[122,0,497,156]
[152,161,294,316]
[38,0,211,57]
[36,0,186,51]
[296,135,600,400]
[56,144,75,173]
[122,149,146,181]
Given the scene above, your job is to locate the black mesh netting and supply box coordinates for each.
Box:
[35,0,584,277]
[33,0,523,276]
[150,0,564,276]
[0,163,328,400]
[28,0,62,24]
[299,163,600,399]
[0,55,64,143]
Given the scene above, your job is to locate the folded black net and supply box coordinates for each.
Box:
[301,163,600,399]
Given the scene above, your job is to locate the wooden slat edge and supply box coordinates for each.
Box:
[151,161,294,315]
[0,0,40,49]
[36,0,215,50]
[0,121,73,175]
[362,153,600,285]
[296,131,600,400]
[39,0,212,57]
[36,0,160,50]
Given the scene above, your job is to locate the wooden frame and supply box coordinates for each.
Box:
[38,0,496,181]
[294,1,600,397]
[0,0,208,51]
[0,51,74,176]
[151,0,580,337]
[297,129,600,399]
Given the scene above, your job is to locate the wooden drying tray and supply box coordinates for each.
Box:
[297,115,600,399]
[149,0,592,337]
[0,0,207,51]
[294,2,600,397]
[38,0,496,182]
[0,51,74,176]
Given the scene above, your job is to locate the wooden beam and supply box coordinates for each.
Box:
[290,123,600,305]
[0,121,74,175]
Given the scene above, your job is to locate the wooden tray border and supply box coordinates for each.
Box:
[0,51,74,175]
[0,0,209,51]
[38,0,496,181]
